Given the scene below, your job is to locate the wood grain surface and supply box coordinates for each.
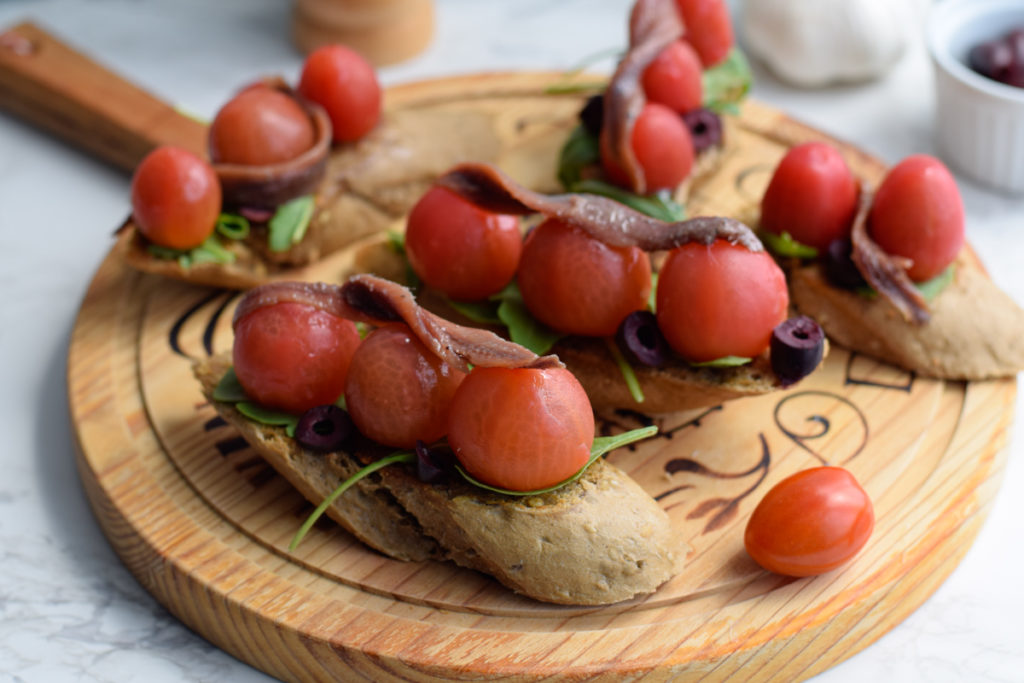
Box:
[67,72,1014,682]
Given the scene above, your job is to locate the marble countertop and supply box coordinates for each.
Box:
[1,0,1022,681]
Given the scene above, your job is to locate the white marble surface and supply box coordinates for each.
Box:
[0,0,1022,681]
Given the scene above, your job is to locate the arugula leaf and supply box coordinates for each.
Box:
[758,230,819,260]
[212,367,248,402]
[146,234,236,268]
[572,178,687,222]
[236,402,300,437]
[454,425,659,497]
[268,195,315,252]
[916,265,955,301]
[690,355,752,368]
[557,124,601,189]
[289,451,415,551]
[385,229,422,290]
[447,297,502,325]
[493,282,565,355]
[606,338,645,404]
[702,48,752,114]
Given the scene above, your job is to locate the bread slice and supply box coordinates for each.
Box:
[193,353,681,605]
[790,253,1024,380]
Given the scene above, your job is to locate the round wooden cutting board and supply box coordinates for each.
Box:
[68,73,1015,682]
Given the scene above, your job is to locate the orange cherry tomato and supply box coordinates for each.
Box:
[602,102,695,192]
[760,142,860,251]
[744,467,875,577]
[405,186,522,301]
[208,87,315,166]
[517,218,651,337]
[344,324,466,448]
[130,146,222,250]
[447,366,594,491]
[642,40,704,114]
[656,240,788,362]
[233,302,361,414]
[297,44,381,143]
[674,0,734,67]
[868,155,965,282]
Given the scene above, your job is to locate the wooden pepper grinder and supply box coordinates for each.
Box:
[292,0,435,66]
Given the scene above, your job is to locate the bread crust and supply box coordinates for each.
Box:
[193,354,681,605]
[790,254,1024,380]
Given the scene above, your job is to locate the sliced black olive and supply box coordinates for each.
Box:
[616,310,671,368]
[295,404,353,452]
[681,108,723,154]
[770,316,825,387]
[414,441,454,484]
[823,238,867,290]
[580,94,604,137]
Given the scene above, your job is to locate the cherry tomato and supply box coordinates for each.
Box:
[656,240,788,362]
[642,40,704,114]
[868,155,965,282]
[208,87,315,166]
[297,44,381,143]
[517,218,651,337]
[233,302,361,415]
[405,186,522,301]
[674,0,735,67]
[760,142,859,251]
[130,146,222,250]
[447,366,594,491]
[744,467,874,577]
[602,102,695,192]
[344,324,466,448]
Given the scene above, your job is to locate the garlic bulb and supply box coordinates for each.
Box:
[740,0,928,87]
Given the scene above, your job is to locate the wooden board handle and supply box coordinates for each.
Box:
[0,21,207,172]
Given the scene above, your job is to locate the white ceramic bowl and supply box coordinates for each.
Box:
[927,0,1024,194]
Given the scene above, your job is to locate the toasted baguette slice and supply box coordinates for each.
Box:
[790,254,1024,380]
[194,354,681,605]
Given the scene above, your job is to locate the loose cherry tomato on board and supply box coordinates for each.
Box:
[344,324,466,448]
[517,218,652,337]
[674,0,734,67]
[233,302,361,415]
[297,44,381,143]
[868,155,965,282]
[656,240,789,362]
[642,40,704,114]
[130,146,222,250]
[760,142,860,251]
[447,366,594,491]
[208,87,316,166]
[744,467,874,577]
[602,102,695,192]
[405,186,522,301]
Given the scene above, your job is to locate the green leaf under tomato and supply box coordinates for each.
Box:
[916,264,955,301]
[758,230,819,260]
[454,425,659,497]
[702,48,753,115]
[446,297,503,325]
[268,195,315,252]
[572,178,687,222]
[236,402,300,437]
[212,367,248,402]
[605,338,645,405]
[492,282,565,355]
[147,234,236,269]
[690,355,752,368]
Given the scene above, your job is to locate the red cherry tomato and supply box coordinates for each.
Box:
[602,102,695,192]
[405,186,522,301]
[297,44,381,143]
[233,302,361,415]
[130,146,222,250]
[208,87,315,166]
[744,467,874,577]
[760,142,860,251]
[344,324,466,448]
[868,155,965,282]
[656,240,788,362]
[447,366,594,491]
[642,40,704,114]
[674,0,735,67]
[517,218,651,337]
